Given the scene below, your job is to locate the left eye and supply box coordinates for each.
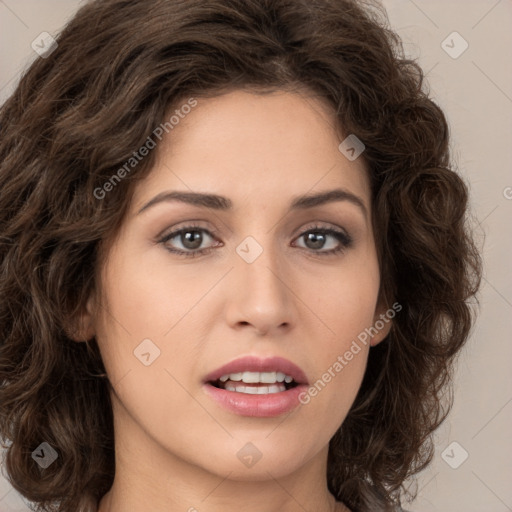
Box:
[158,224,352,258]
[295,230,346,251]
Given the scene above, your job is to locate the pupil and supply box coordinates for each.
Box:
[183,231,202,249]
[306,232,325,250]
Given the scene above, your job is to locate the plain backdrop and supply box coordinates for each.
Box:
[0,1,511,511]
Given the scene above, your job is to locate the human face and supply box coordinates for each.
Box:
[86,89,390,482]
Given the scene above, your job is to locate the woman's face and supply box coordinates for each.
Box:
[84,89,390,481]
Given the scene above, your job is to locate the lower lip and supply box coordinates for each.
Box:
[202,382,308,417]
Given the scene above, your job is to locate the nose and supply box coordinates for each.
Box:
[224,239,297,336]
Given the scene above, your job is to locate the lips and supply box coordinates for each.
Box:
[203,355,309,386]
[202,355,310,417]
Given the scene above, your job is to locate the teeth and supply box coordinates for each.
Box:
[242,371,260,383]
[259,371,276,383]
[224,382,287,394]
[217,371,295,385]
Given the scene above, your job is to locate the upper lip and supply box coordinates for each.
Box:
[204,355,309,385]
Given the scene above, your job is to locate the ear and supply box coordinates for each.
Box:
[369,301,394,347]
[66,295,96,343]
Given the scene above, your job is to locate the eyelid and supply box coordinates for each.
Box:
[158,219,348,239]
[155,220,220,240]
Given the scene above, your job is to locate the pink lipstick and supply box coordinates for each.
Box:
[202,355,309,417]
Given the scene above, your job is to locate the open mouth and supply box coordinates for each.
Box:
[203,361,308,416]
[208,371,299,394]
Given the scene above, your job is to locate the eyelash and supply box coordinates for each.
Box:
[157,222,353,259]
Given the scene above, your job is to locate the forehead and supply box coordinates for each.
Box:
[131,89,370,214]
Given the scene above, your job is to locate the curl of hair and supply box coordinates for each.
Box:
[0,0,482,511]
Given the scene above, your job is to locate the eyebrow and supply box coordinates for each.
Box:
[137,188,368,218]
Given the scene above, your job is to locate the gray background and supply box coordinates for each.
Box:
[0,1,511,511]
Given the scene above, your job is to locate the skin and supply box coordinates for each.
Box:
[76,89,391,512]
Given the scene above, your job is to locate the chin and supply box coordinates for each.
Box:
[195,441,315,481]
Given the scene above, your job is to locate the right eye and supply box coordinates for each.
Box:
[158,224,222,258]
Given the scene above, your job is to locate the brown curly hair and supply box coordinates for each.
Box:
[0,0,482,511]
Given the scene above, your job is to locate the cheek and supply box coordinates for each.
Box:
[93,245,206,404]
[299,326,370,437]
[96,245,201,343]
[305,254,380,342]
[93,270,202,438]
[298,255,379,416]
